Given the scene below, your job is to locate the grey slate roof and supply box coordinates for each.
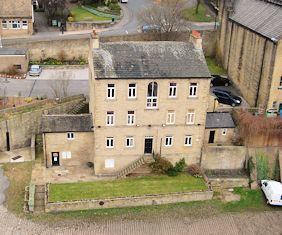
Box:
[229,0,282,40]
[41,114,93,133]
[92,42,211,79]
[0,48,28,55]
[205,112,235,129]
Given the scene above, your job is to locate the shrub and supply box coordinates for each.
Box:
[150,156,173,174]
[109,3,121,13]
[247,157,255,176]
[24,97,33,103]
[68,16,74,22]
[256,152,269,181]
[272,153,280,181]
[187,164,202,177]
[166,167,179,176]
[166,158,187,177]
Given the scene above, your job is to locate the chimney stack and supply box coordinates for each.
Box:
[189,30,202,50]
[92,29,99,49]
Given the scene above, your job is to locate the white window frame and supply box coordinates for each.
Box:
[184,135,192,146]
[11,20,21,29]
[168,82,177,98]
[186,110,195,125]
[126,136,134,148]
[106,137,114,148]
[106,111,115,126]
[222,128,227,135]
[2,20,7,29]
[165,136,173,147]
[105,159,115,168]
[67,132,75,140]
[272,101,277,109]
[146,82,158,109]
[128,83,137,99]
[189,82,198,97]
[62,151,71,159]
[107,84,115,99]
[279,76,282,88]
[127,111,135,125]
[166,111,175,125]
[22,20,28,29]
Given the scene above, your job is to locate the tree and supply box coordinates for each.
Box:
[138,0,187,40]
[48,71,70,99]
[45,0,66,23]
[195,0,201,14]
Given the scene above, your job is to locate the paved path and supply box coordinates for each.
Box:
[0,209,281,234]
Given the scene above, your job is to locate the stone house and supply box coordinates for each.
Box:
[0,48,29,74]
[205,112,235,145]
[217,0,282,113]
[89,39,211,176]
[42,114,94,168]
[0,0,34,37]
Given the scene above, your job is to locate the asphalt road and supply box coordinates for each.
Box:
[0,78,88,99]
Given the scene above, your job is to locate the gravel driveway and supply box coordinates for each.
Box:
[0,209,281,234]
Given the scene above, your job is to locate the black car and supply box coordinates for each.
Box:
[213,89,242,107]
[211,75,231,87]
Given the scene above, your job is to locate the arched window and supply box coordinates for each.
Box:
[147,82,158,108]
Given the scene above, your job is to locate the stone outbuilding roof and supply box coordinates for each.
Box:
[92,41,211,79]
[41,114,93,133]
[205,112,235,129]
[0,0,32,18]
[229,0,282,40]
[0,48,28,55]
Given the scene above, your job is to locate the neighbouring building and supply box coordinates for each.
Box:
[0,0,34,37]
[205,112,235,145]
[0,48,29,74]
[42,114,94,168]
[217,0,282,112]
[89,38,211,175]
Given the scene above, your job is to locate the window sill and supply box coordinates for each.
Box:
[278,87,282,90]
[188,96,198,99]
[145,108,159,111]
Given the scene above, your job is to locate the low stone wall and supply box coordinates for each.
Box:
[209,177,249,190]
[66,21,113,31]
[45,190,213,212]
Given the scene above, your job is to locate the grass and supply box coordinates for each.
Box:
[182,3,214,22]
[49,174,208,202]
[70,7,110,22]
[1,162,33,215]
[206,57,227,75]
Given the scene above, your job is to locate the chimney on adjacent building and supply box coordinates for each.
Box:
[189,30,202,50]
[92,29,99,49]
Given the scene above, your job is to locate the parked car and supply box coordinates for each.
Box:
[120,0,128,3]
[29,65,42,76]
[141,24,161,33]
[212,88,242,107]
[211,75,231,87]
[261,180,282,206]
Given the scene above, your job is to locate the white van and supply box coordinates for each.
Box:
[261,180,282,206]
[121,0,128,3]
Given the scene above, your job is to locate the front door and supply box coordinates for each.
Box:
[208,131,215,144]
[144,138,153,154]
[51,152,60,166]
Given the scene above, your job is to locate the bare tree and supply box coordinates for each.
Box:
[138,0,187,39]
[45,0,66,24]
[49,71,70,99]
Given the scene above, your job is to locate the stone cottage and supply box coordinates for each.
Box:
[89,38,211,176]
[217,0,282,113]
[42,114,94,168]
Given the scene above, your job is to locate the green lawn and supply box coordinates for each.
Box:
[182,3,214,22]
[206,57,227,75]
[49,175,208,202]
[70,7,110,22]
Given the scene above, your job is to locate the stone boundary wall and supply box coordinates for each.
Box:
[3,35,91,61]
[66,21,112,31]
[201,146,247,170]
[45,190,213,212]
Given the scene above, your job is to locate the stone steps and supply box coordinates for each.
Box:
[33,185,45,213]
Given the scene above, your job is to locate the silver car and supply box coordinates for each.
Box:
[29,65,42,76]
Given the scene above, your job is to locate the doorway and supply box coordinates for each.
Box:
[208,130,215,144]
[51,152,60,166]
[144,137,153,154]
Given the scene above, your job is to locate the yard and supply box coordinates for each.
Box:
[49,174,208,202]
[69,7,110,22]
[182,2,214,22]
